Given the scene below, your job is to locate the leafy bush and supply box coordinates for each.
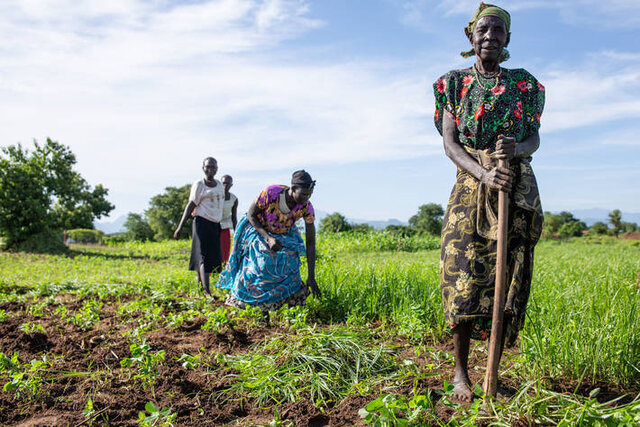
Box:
[66,229,104,244]
[12,229,68,253]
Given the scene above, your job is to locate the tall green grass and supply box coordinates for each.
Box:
[523,240,640,387]
[317,231,439,255]
[312,236,640,388]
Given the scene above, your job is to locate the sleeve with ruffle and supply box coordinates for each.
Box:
[302,202,315,224]
[433,71,459,136]
[519,72,545,138]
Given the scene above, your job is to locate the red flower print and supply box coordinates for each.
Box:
[516,101,523,112]
[480,330,488,340]
[435,109,440,121]
[536,113,541,123]
[455,116,460,126]
[460,87,469,99]
[516,80,528,92]
[537,81,545,91]
[491,84,506,96]
[436,78,446,94]
[462,74,474,86]
[513,108,522,119]
[474,104,485,120]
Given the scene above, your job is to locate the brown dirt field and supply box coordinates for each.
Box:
[0,298,634,426]
[623,232,640,240]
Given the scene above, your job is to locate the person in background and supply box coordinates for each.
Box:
[216,170,321,322]
[433,3,545,401]
[174,157,225,297]
[220,174,238,264]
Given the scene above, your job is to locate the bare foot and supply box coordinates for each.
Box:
[452,374,475,402]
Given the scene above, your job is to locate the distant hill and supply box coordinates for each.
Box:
[94,215,127,234]
[314,209,407,230]
[348,218,407,230]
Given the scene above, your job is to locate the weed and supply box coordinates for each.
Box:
[138,401,176,427]
[121,340,165,388]
[201,307,236,333]
[176,353,202,370]
[0,353,51,401]
[19,322,46,334]
[68,299,103,331]
[359,393,435,426]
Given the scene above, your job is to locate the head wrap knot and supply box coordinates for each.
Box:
[461,2,511,63]
[291,170,315,189]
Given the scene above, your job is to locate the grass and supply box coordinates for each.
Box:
[1,233,639,424]
[222,326,403,406]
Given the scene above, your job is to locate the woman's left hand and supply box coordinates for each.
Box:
[493,134,516,160]
[306,277,321,298]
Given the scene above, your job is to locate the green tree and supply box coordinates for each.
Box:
[589,221,609,235]
[146,185,191,240]
[621,222,638,233]
[350,223,374,233]
[408,203,444,236]
[0,139,113,251]
[319,212,352,233]
[384,224,418,237]
[543,211,587,238]
[608,209,623,238]
[558,220,587,238]
[124,213,155,241]
[385,224,416,237]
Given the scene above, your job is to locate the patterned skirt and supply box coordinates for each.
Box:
[441,168,543,346]
[216,216,309,311]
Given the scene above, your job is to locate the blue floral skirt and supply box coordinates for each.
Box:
[215,216,309,310]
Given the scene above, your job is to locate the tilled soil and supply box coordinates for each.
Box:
[0,298,633,426]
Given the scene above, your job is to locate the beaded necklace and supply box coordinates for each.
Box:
[473,64,501,91]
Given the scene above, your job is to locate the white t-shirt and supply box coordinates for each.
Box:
[189,179,225,223]
[220,193,237,230]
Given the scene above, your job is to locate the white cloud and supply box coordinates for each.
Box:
[540,65,640,133]
[397,0,640,30]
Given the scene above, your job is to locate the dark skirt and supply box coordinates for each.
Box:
[189,216,222,273]
[441,168,543,347]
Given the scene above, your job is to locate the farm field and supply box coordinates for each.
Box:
[0,235,639,426]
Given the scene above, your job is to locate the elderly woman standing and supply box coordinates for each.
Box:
[216,170,321,318]
[433,3,544,400]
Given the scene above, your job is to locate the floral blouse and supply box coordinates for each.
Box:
[255,185,315,234]
[433,68,545,150]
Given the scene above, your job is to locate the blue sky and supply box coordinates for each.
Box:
[1,0,639,223]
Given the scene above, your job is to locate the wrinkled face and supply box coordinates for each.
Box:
[222,176,233,192]
[291,186,313,205]
[470,16,509,62]
[202,159,218,180]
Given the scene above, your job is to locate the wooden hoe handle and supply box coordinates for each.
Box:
[483,158,510,397]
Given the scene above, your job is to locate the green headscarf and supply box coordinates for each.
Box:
[461,2,511,62]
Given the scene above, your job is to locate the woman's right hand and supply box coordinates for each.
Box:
[267,236,282,252]
[481,167,514,192]
[173,228,181,240]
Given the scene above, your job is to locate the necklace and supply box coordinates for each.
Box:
[473,64,501,91]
